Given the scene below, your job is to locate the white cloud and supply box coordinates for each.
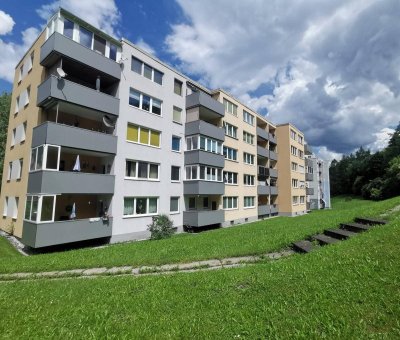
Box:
[0,27,40,82]
[0,10,15,35]
[135,38,156,56]
[37,0,120,37]
[166,0,400,155]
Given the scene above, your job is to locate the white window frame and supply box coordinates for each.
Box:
[224,171,238,185]
[223,122,238,139]
[185,165,223,182]
[29,144,61,172]
[24,195,57,223]
[244,196,255,208]
[125,159,160,181]
[243,152,255,165]
[223,196,238,210]
[243,131,254,145]
[244,174,255,186]
[3,197,8,217]
[171,166,180,182]
[129,88,163,116]
[123,197,159,218]
[243,111,254,126]
[170,197,180,214]
[223,99,238,116]
[223,146,238,161]
[186,135,223,155]
[173,106,182,124]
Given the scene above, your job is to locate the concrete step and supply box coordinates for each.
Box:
[313,234,340,245]
[292,240,314,253]
[324,228,357,240]
[340,222,371,233]
[354,217,387,225]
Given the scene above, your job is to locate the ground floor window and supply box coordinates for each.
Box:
[244,196,255,208]
[223,196,238,210]
[123,197,158,217]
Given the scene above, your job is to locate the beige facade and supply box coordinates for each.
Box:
[276,124,307,216]
[0,32,46,237]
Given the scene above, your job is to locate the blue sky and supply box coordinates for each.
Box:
[1,0,399,161]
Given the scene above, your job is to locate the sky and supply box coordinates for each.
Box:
[0,0,399,162]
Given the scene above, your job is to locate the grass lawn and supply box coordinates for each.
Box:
[0,234,20,258]
[1,206,399,338]
[0,196,399,274]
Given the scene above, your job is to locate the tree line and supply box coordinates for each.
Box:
[329,123,400,200]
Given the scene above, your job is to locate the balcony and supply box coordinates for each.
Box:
[256,127,269,141]
[270,186,278,195]
[257,185,270,195]
[22,218,112,248]
[269,168,278,178]
[269,133,277,144]
[41,32,120,80]
[258,204,269,215]
[186,91,224,118]
[306,187,314,195]
[37,76,119,116]
[257,145,269,158]
[306,173,313,181]
[270,204,279,214]
[183,210,224,227]
[185,150,224,168]
[28,171,115,194]
[184,181,224,195]
[269,150,278,161]
[32,122,117,154]
[185,121,224,141]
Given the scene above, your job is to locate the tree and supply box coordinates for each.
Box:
[0,92,11,186]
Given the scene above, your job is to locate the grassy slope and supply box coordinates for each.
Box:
[1,209,399,338]
[0,196,399,274]
[0,235,19,258]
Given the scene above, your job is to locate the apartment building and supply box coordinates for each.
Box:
[0,8,311,248]
[305,144,331,210]
[276,124,307,216]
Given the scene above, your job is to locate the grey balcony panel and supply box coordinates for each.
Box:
[41,32,120,80]
[37,76,119,116]
[257,145,268,158]
[268,133,277,144]
[270,204,279,214]
[306,173,314,181]
[185,121,224,141]
[256,127,269,140]
[186,91,224,117]
[269,150,278,161]
[184,150,224,168]
[28,171,115,194]
[184,181,225,195]
[270,186,278,195]
[258,205,270,216]
[32,122,117,154]
[257,185,270,195]
[22,218,112,248]
[269,168,278,178]
[183,210,224,227]
[306,187,314,195]
[305,158,313,167]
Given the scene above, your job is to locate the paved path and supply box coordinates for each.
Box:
[0,249,294,282]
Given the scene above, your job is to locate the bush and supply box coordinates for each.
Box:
[147,214,174,240]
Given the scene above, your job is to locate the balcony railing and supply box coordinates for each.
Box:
[186,91,224,117]
[257,145,269,158]
[256,127,269,140]
[184,150,224,168]
[184,181,224,195]
[185,121,224,141]
[183,210,224,227]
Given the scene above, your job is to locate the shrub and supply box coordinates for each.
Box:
[147,214,174,240]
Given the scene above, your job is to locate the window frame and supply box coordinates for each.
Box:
[123,197,159,218]
[24,194,57,223]
[29,144,61,173]
[223,196,238,210]
[171,166,181,182]
[129,88,163,116]
[170,197,180,214]
[125,159,160,181]
[126,123,161,148]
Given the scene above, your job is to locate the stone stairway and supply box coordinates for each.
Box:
[292,217,387,254]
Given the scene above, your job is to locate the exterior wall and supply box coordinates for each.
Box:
[0,32,46,237]
[212,91,258,224]
[110,40,186,241]
[276,124,307,216]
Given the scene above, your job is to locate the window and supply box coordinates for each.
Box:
[292,179,298,188]
[63,18,74,39]
[93,34,106,55]
[224,171,238,185]
[46,146,59,170]
[170,197,179,213]
[29,145,60,172]
[171,166,180,181]
[11,129,16,147]
[244,174,255,186]
[223,146,237,161]
[299,181,305,188]
[186,135,222,154]
[15,96,19,114]
[223,99,237,116]
[27,52,34,73]
[291,146,297,156]
[300,196,305,204]
[125,160,159,180]
[153,70,163,85]
[291,162,298,171]
[244,196,255,208]
[223,197,238,210]
[188,197,196,210]
[203,197,209,209]
[299,150,304,159]
[298,135,303,144]
[129,88,162,116]
[224,122,237,138]
[24,195,56,223]
[131,57,163,85]
[123,197,158,217]
[126,124,160,147]
[7,162,12,181]
[131,57,142,74]
[18,65,23,83]
[24,86,31,107]
[243,111,254,125]
[172,136,181,152]
[144,64,152,79]
[243,131,254,145]
[173,106,182,124]
[79,26,92,48]
[174,79,183,95]
[292,196,299,205]
[109,44,118,61]
[3,197,8,217]
[18,159,23,179]
[243,152,255,165]
[185,165,222,182]
[290,129,297,140]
